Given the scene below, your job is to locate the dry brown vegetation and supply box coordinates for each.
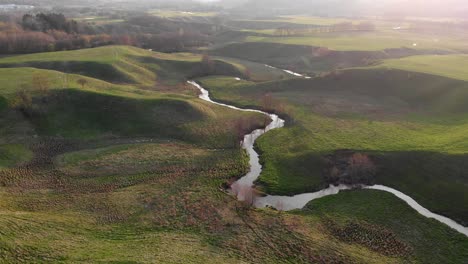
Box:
[325,151,377,186]
[323,218,412,257]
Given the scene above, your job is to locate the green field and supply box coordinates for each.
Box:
[197,63,468,225]
[1,13,468,262]
[378,54,468,81]
[245,30,468,52]
[0,144,33,169]
[300,189,468,264]
[0,46,247,87]
[2,139,424,263]
[148,10,217,18]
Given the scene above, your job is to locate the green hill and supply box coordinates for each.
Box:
[211,42,451,75]
[197,66,468,225]
[1,44,467,263]
[378,54,468,81]
[0,46,247,87]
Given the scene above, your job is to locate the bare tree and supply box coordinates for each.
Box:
[348,153,376,184]
[77,78,88,89]
[231,183,258,206]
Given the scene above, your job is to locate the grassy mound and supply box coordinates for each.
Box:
[0,46,249,87]
[0,46,156,85]
[29,89,204,140]
[0,67,144,99]
[0,57,264,147]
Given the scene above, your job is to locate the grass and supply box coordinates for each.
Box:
[0,142,253,263]
[211,41,455,76]
[0,46,263,145]
[0,67,146,99]
[300,189,468,264]
[0,46,156,85]
[0,140,385,263]
[1,42,467,262]
[148,10,217,18]
[378,54,468,81]
[0,96,7,112]
[1,45,345,262]
[197,68,468,224]
[245,30,468,52]
[0,46,246,87]
[0,144,33,169]
[239,16,354,26]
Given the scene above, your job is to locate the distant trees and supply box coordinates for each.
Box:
[0,25,55,53]
[22,13,79,34]
[0,27,126,54]
[0,12,213,55]
[274,21,376,37]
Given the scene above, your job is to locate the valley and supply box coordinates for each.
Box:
[0,1,467,263]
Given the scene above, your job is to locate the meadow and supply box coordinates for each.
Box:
[197,55,468,225]
[1,11,468,262]
[300,189,468,264]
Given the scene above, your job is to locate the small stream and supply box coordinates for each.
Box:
[188,80,468,237]
[264,64,312,79]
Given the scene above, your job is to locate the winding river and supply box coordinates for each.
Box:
[188,80,468,237]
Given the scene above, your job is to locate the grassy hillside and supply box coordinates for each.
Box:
[0,46,248,87]
[211,42,450,75]
[0,46,307,263]
[197,68,468,224]
[0,144,33,169]
[1,140,406,263]
[0,46,156,85]
[245,30,468,52]
[301,190,468,264]
[378,54,468,81]
[1,43,467,263]
[0,47,264,145]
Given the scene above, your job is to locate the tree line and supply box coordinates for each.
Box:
[0,13,218,54]
[274,22,376,37]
